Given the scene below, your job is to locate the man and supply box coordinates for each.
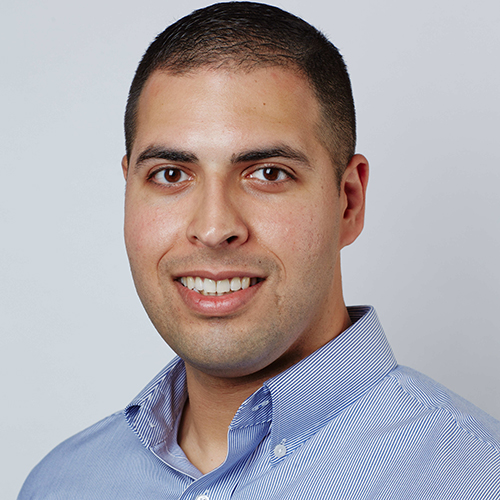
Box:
[19,2,500,498]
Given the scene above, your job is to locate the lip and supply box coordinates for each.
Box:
[175,278,264,316]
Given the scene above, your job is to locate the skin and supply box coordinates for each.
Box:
[122,66,368,473]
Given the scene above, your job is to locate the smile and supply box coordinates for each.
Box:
[178,276,263,296]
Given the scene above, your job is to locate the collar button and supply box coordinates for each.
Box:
[274,444,287,458]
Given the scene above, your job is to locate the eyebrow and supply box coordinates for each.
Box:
[231,145,309,165]
[134,146,198,171]
[134,143,311,172]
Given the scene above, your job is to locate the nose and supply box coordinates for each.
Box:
[186,179,249,249]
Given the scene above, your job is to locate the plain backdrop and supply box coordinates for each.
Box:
[2,0,499,497]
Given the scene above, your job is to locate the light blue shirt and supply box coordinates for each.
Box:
[19,306,500,499]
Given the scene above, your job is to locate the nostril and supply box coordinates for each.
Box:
[186,206,249,248]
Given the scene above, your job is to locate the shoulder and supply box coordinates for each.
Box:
[388,365,500,451]
[18,358,185,499]
[17,410,155,499]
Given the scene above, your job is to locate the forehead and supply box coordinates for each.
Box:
[132,67,324,161]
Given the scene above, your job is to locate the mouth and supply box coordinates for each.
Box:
[177,276,264,296]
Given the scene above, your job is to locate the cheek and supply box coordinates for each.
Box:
[124,200,181,266]
[255,199,339,271]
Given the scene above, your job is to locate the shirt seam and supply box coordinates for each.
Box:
[230,417,273,431]
[389,374,500,456]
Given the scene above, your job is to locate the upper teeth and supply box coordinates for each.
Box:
[179,276,259,295]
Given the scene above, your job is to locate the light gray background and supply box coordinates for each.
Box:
[2,0,499,497]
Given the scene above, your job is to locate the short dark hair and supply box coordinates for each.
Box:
[125,1,356,184]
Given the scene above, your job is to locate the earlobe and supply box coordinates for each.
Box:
[121,155,129,180]
[339,154,369,249]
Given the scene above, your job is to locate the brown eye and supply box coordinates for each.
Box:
[249,167,290,182]
[152,167,190,184]
[164,168,181,182]
[262,168,280,181]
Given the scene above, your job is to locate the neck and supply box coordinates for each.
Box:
[178,365,269,474]
[178,299,352,475]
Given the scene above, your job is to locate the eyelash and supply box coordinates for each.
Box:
[247,166,294,183]
[147,165,295,187]
[148,167,192,185]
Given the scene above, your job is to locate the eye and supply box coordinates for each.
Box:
[150,167,191,185]
[248,167,291,182]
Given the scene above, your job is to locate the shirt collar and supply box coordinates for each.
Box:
[125,356,187,450]
[260,306,397,461]
[126,306,397,461]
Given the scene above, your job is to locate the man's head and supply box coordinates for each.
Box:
[124,1,356,186]
[122,2,368,381]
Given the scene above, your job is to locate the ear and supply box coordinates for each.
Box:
[121,155,129,180]
[338,154,369,249]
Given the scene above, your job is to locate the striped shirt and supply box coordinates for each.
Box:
[19,306,500,499]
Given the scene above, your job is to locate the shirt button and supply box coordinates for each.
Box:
[195,495,209,500]
[274,444,287,458]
